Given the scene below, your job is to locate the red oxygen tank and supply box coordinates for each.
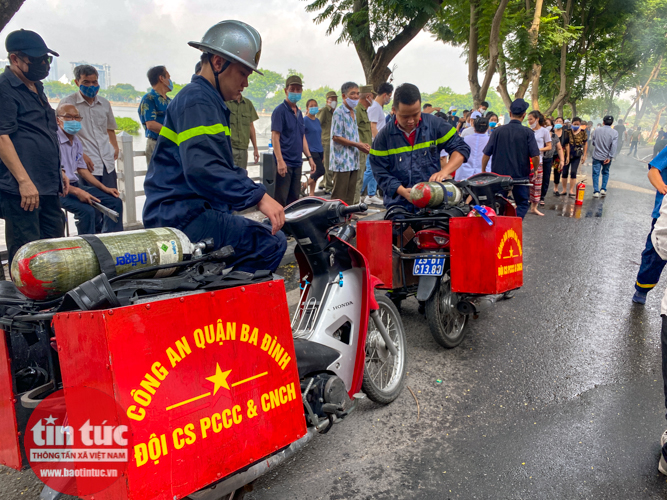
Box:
[575,181,585,205]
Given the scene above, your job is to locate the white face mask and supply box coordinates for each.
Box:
[530,121,538,129]
[328,100,337,109]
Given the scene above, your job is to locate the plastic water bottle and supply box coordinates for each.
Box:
[267,141,273,154]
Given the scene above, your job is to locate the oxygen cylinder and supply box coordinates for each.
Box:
[410,181,462,208]
[11,228,194,301]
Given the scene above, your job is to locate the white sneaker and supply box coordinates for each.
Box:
[364,195,383,205]
[659,430,667,475]
[593,192,600,198]
[600,189,606,197]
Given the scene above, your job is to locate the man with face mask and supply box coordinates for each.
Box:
[57,103,123,235]
[317,90,338,194]
[271,75,317,206]
[0,29,66,268]
[143,21,287,273]
[61,65,119,204]
[330,82,370,206]
[478,101,489,116]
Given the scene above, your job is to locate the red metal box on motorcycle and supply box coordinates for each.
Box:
[356,220,395,289]
[449,216,523,295]
[52,280,306,500]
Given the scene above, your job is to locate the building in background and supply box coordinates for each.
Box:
[70,61,111,89]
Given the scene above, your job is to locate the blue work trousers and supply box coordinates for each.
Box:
[183,210,287,273]
[635,218,667,294]
[361,156,377,197]
[512,185,531,219]
[592,159,611,193]
[60,185,124,235]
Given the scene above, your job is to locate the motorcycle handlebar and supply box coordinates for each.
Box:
[339,203,368,216]
[509,178,532,186]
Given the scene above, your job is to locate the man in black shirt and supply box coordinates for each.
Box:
[481,98,540,219]
[0,30,65,266]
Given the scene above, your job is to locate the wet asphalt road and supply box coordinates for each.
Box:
[1,146,665,499]
[245,147,667,500]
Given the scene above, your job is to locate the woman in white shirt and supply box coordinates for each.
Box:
[527,110,552,216]
[455,117,490,181]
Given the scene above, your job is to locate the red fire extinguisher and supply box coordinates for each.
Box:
[575,180,586,205]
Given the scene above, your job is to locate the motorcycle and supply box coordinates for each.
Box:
[0,199,407,500]
[358,172,529,349]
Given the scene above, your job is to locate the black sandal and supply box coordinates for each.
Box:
[539,200,545,206]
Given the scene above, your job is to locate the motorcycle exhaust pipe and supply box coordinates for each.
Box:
[187,428,317,500]
[456,294,503,316]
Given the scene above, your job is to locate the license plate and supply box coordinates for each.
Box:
[413,258,445,276]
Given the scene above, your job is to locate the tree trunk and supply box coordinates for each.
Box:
[0,0,25,32]
[350,0,443,90]
[496,43,513,111]
[636,88,651,125]
[530,64,542,110]
[545,0,572,115]
[475,0,511,107]
[623,56,663,122]
[568,100,577,117]
[526,0,544,107]
[468,0,482,107]
[649,106,667,142]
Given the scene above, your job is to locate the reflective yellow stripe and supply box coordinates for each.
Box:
[370,128,457,157]
[636,281,657,289]
[436,127,456,145]
[159,123,231,146]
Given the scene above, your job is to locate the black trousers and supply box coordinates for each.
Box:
[82,167,118,232]
[540,156,555,200]
[1,192,64,268]
[275,165,302,207]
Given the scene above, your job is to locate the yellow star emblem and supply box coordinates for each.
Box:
[206,364,232,395]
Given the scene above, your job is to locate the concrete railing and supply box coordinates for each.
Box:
[116,132,309,230]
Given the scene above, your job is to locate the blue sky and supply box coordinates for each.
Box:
[1,0,478,94]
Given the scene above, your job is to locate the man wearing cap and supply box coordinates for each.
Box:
[354,84,374,204]
[0,29,66,267]
[317,90,338,194]
[591,115,618,198]
[446,106,459,128]
[482,98,540,219]
[143,20,287,273]
[226,93,259,169]
[271,75,317,206]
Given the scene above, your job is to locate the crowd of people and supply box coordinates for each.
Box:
[0,24,660,272]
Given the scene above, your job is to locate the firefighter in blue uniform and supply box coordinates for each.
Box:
[370,83,470,212]
[143,21,286,273]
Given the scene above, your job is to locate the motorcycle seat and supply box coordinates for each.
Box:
[293,339,340,379]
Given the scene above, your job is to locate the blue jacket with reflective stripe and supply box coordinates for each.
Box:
[370,113,469,212]
[143,75,266,230]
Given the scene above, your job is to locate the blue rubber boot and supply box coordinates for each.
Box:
[632,290,648,305]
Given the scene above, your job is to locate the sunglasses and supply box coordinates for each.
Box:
[19,54,53,65]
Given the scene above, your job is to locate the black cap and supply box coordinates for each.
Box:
[5,29,59,58]
[509,98,529,115]
[603,115,614,124]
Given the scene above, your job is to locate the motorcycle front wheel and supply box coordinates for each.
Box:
[362,294,407,404]
[425,274,468,348]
